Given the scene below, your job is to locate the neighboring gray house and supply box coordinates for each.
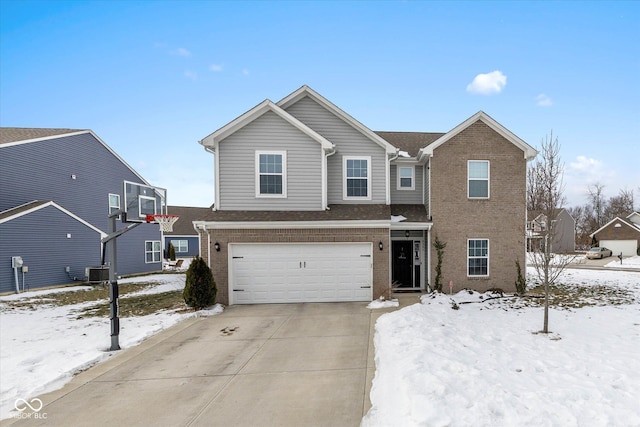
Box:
[163,206,210,259]
[195,86,537,305]
[0,128,163,293]
[527,208,576,253]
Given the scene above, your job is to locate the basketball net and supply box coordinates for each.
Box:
[146,214,179,232]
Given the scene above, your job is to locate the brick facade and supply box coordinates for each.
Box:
[429,121,527,293]
[200,227,390,304]
[593,220,640,246]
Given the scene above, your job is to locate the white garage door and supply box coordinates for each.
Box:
[229,243,373,304]
[599,240,638,257]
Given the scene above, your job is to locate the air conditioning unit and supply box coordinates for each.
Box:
[86,266,109,283]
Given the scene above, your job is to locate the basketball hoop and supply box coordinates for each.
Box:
[146,214,179,232]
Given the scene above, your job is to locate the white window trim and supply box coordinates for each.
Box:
[343,156,372,200]
[145,240,162,264]
[108,193,121,218]
[468,160,490,199]
[170,239,188,253]
[397,166,415,191]
[255,151,287,198]
[467,238,490,277]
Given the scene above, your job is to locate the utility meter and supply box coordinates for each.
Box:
[12,256,23,269]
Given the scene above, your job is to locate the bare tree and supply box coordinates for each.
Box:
[528,132,575,333]
[586,183,607,232]
[604,188,635,220]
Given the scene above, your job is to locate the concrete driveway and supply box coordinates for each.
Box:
[6,300,402,427]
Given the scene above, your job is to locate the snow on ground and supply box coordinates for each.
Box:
[363,267,640,427]
[368,299,400,309]
[0,273,222,420]
[605,255,640,269]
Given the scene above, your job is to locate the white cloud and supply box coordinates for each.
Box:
[184,70,197,80]
[209,64,223,72]
[569,155,602,172]
[242,68,250,76]
[536,93,553,107]
[466,70,507,95]
[171,47,191,57]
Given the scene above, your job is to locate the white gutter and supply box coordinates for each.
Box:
[199,220,391,230]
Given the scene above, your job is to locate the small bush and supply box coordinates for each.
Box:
[433,236,447,292]
[183,256,216,309]
[515,259,526,295]
[168,243,176,261]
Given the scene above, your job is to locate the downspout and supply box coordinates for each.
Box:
[386,150,400,205]
[323,146,336,209]
[202,143,218,211]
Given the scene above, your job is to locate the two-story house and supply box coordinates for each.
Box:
[195,86,537,305]
[0,128,164,293]
[527,208,576,253]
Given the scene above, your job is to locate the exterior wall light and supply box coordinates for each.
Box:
[379,241,384,251]
[405,230,410,238]
[214,242,221,252]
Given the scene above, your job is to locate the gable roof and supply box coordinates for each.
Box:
[528,208,572,222]
[626,212,640,225]
[590,216,640,238]
[375,131,445,158]
[0,200,106,237]
[417,111,538,161]
[277,85,397,155]
[1,127,87,146]
[199,99,334,151]
[0,127,151,186]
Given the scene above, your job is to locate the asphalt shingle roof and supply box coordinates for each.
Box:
[375,131,445,157]
[0,127,85,145]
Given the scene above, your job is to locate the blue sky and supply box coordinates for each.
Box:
[1,0,638,208]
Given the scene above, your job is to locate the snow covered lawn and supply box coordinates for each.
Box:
[363,267,640,426]
[0,273,222,420]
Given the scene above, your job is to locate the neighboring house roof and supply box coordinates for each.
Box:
[418,111,538,161]
[0,127,86,145]
[165,206,211,235]
[199,99,334,152]
[590,217,640,238]
[626,212,640,225]
[374,131,445,158]
[0,200,106,237]
[277,85,398,155]
[0,127,151,186]
[527,208,571,222]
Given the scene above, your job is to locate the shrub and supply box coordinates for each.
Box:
[433,236,447,292]
[183,256,216,309]
[168,242,176,261]
[515,259,527,295]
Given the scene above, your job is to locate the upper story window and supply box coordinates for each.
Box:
[468,239,489,276]
[108,193,120,218]
[344,156,371,200]
[255,151,287,198]
[468,160,490,199]
[397,166,415,190]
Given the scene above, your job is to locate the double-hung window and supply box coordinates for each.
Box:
[344,156,371,200]
[256,151,287,198]
[170,239,188,253]
[145,241,161,263]
[468,160,490,198]
[397,166,415,190]
[108,193,121,218]
[468,239,489,276]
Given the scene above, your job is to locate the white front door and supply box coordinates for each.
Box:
[229,243,373,304]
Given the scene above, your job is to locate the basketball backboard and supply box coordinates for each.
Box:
[122,180,167,223]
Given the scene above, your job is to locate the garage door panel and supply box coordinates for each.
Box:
[230,243,372,304]
[600,240,637,257]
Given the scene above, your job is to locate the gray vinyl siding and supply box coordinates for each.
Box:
[164,236,200,257]
[0,133,162,280]
[218,111,323,210]
[284,96,387,204]
[390,164,424,204]
[0,206,101,293]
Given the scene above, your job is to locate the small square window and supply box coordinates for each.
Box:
[397,166,415,190]
[145,241,161,263]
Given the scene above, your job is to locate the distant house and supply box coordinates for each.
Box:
[194,86,537,305]
[527,209,576,253]
[590,212,640,257]
[0,128,163,293]
[163,206,210,260]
